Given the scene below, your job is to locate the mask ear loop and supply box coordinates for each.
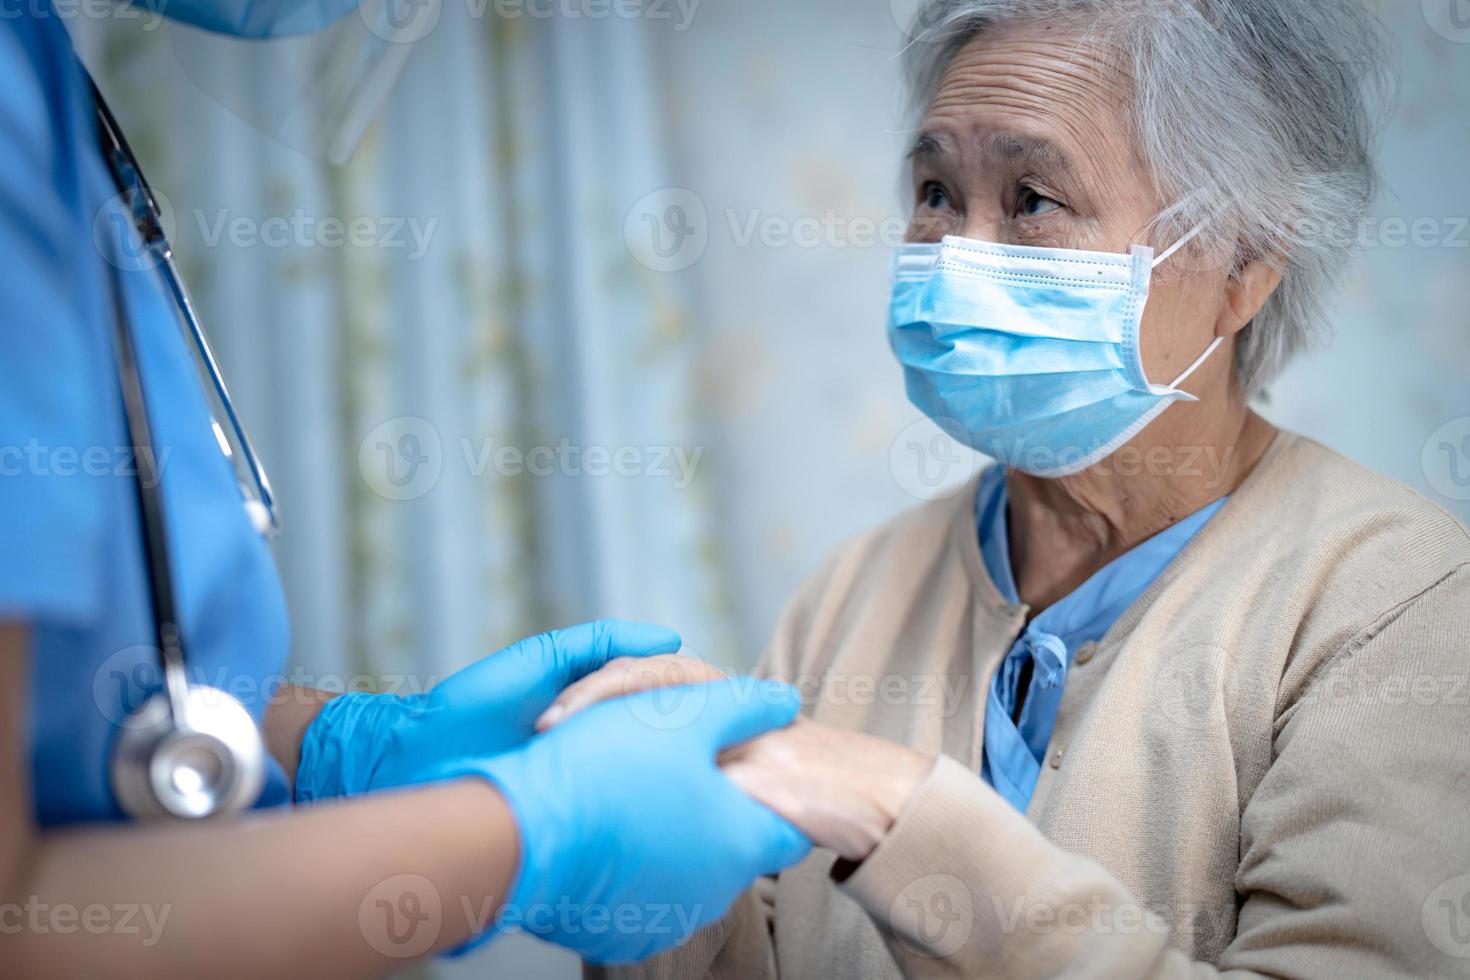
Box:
[1150,220,1224,397]
[1150,220,1207,269]
[1166,336,1225,394]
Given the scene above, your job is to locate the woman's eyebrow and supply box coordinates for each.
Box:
[907,130,1074,179]
[907,132,952,163]
[979,132,1074,177]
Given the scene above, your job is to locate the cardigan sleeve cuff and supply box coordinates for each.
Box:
[836,754,1079,968]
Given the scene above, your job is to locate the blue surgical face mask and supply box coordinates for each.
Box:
[887,226,1222,477]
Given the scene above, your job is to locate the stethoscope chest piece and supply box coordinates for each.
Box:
[110,686,267,821]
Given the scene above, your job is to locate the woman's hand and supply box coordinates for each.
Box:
[720,720,932,863]
[537,654,934,862]
[535,651,727,730]
[449,678,813,964]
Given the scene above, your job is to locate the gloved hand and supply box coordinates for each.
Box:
[293,620,682,802]
[426,677,812,963]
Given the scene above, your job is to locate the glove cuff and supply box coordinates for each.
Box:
[294,690,404,803]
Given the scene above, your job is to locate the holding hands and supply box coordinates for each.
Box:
[291,620,927,962]
[540,653,934,863]
[293,621,814,963]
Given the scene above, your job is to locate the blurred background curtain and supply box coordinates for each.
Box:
[75,10,732,973]
[70,0,1469,976]
[76,4,737,671]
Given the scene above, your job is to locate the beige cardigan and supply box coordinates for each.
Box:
[594,432,1470,979]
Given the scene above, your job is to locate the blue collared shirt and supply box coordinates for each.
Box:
[976,465,1227,812]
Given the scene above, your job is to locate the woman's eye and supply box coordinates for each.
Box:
[1019,188,1062,217]
[919,181,951,211]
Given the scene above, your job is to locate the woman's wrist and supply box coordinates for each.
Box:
[844,745,932,860]
[722,724,933,864]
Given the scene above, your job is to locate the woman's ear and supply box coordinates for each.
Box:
[1217,256,1285,337]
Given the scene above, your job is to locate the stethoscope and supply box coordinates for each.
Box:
[91,74,275,821]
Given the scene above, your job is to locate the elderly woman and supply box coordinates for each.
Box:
[550,0,1470,975]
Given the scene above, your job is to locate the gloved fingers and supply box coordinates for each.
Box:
[535,652,725,731]
[719,731,819,861]
[754,810,813,873]
[691,677,803,752]
[536,619,683,684]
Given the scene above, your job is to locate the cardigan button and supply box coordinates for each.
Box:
[1049,745,1066,769]
[1073,642,1097,666]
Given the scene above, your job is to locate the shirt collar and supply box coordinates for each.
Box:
[975,465,1229,647]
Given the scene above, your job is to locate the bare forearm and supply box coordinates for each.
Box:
[263,683,337,784]
[4,779,519,980]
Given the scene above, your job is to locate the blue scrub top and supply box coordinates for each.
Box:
[975,465,1226,811]
[0,11,291,824]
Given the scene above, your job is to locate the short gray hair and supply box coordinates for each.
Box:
[900,0,1394,395]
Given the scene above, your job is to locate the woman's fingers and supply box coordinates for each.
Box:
[720,726,817,842]
[535,653,727,730]
[719,721,933,862]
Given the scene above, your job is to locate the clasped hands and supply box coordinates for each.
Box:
[537,653,934,864]
[292,622,930,963]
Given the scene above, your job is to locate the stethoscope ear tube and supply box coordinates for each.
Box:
[103,272,194,726]
[89,72,279,539]
[95,92,267,822]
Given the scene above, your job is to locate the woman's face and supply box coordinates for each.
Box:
[907,23,1234,389]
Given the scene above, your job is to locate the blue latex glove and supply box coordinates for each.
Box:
[294,620,682,802]
[430,677,812,963]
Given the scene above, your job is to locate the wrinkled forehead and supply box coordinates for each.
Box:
[915,23,1145,183]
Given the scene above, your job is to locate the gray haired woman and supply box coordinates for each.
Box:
[556,0,1470,975]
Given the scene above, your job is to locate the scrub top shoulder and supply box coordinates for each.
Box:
[0,8,291,824]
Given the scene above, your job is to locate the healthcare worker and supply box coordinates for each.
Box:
[0,1,809,975]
